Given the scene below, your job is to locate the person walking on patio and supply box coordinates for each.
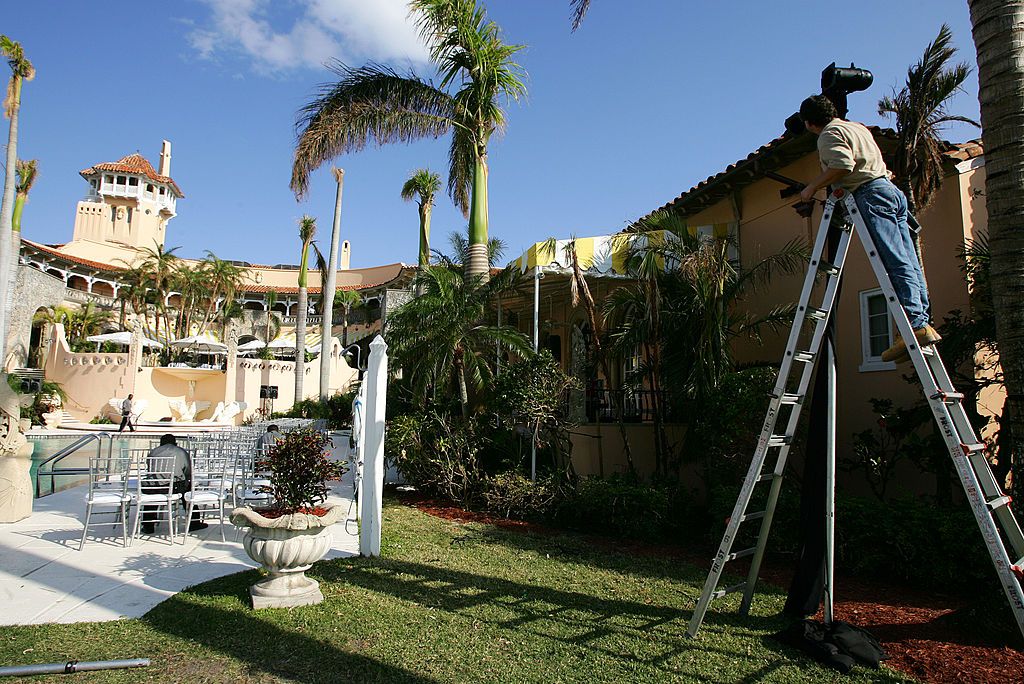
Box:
[117,394,135,432]
[798,95,939,363]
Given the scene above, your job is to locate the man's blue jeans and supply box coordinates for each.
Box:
[852,178,930,330]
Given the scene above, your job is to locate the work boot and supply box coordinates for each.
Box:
[881,325,941,363]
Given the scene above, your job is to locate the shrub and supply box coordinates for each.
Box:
[555,473,693,542]
[274,391,355,430]
[386,410,485,505]
[257,428,347,513]
[482,473,560,521]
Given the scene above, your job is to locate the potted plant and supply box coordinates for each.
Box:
[230,427,347,608]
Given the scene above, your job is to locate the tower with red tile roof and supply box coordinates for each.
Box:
[72,140,184,250]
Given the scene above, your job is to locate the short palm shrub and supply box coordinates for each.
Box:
[257,428,347,514]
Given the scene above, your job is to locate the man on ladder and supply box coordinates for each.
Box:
[797,94,939,363]
[687,95,1024,644]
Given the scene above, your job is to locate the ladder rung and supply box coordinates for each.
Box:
[816,260,841,276]
[711,582,746,600]
[768,435,792,448]
[741,510,766,522]
[1013,560,1023,581]
[987,495,1012,510]
[768,392,803,405]
[756,473,777,483]
[920,345,936,356]
[805,307,828,321]
[793,351,816,363]
[728,547,756,561]
[961,442,986,455]
[931,391,965,403]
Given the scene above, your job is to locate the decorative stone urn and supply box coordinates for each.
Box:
[230,506,344,609]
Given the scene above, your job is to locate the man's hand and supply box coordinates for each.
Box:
[799,186,816,203]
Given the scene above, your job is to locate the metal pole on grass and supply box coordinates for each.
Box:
[0,659,149,677]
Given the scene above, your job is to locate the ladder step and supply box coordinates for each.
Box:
[1013,560,1023,581]
[741,510,766,522]
[728,547,756,561]
[768,435,792,448]
[816,260,841,276]
[931,391,965,403]
[805,307,829,321]
[961,442,986,455]
[711,582,747,600]
[769,392,803,405]
[793,350,816,363]
[756,473,777,483]
[987,495,1012,511]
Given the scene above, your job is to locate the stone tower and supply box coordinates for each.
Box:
[72,141,184,250]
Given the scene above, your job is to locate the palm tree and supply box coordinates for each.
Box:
[290,0,527,282]
[173,262,210,337]
[879,25,977,216]
[199,251,244,333]
[118,264,150,330]
[135,243,181,341]
[0,35,34,362]
[402,169,442,270]
[12,158,37,234]
[570,0,591,30]
[319,167,345,401]
[386,264,530,416]
[263,290,280,344]
[294,215,318,404]
[969,1,1024,512]
[333,289,362,348]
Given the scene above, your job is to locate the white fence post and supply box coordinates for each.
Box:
[359,335,388,557]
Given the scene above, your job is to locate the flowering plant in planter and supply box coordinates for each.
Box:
[230,427,349,609]
[256,428,347,514]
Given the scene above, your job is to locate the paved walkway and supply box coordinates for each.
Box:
[0,438,359,626]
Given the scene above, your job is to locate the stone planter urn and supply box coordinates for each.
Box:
[41,410,62,430]
[230,506,344,609]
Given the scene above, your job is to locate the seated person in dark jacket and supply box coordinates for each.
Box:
[140,434,206,533]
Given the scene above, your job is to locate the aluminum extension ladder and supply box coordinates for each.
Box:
[687,190,1024,640]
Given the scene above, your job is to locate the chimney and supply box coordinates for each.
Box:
[159,140,171,177]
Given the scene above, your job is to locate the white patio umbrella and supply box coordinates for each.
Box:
[169,332,228,354]
[237,339,267,353]
[86,331,164,349]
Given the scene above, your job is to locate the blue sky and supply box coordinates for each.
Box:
[9,0,979,269]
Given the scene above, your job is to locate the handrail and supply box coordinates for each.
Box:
[34,433,111,498]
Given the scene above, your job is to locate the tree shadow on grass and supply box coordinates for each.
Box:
[314,557,812,682]
[142,570,435,684]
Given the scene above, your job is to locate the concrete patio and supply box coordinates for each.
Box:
[0,439,359,626]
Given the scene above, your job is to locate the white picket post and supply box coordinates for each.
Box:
[359,335,388,557]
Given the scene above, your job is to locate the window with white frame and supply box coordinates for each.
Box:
[859,288,895,370]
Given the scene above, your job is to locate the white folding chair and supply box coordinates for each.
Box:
[131,455,180,545]
[79,455,133,550]
[182,446,228,542]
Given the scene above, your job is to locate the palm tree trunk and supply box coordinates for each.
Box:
[295,288,307,404]
[970,0,1024,514]
[419,202,432,268]
[342,305,349,348]
[320,168,344,400]
[466,153,490,282]
[0,75,21,364]
[454,347,469,418]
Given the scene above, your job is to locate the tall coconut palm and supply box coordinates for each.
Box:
[319,167,344,400]
[969,0,1024,512]
[386,264,530,416]
[294,215,318,404]
[0,36,34,362]
[290,0,527,282]
[401,169,442,269]
[879,25,978,216]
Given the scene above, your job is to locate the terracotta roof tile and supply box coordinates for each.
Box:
[21,239,124,272]
[81,153,184,197]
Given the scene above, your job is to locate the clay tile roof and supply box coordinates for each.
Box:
[21,238,124,272]
[81,153,184,198]
[646,127,980,223]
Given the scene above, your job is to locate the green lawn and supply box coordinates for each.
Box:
[0,500,912,683]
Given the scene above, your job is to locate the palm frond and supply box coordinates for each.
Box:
[291,62,456,198]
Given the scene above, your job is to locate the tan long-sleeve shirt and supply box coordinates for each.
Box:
[817,119,889,191]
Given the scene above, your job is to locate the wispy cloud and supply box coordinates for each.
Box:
[188,0,430,74]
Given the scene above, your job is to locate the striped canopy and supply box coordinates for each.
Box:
[512,226,735,276]
[268,330,324,353]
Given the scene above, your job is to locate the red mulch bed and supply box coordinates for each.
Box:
[254,506,331,519]
[398,492,1024,683]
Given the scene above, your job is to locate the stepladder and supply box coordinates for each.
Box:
[686,189,1024,640]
